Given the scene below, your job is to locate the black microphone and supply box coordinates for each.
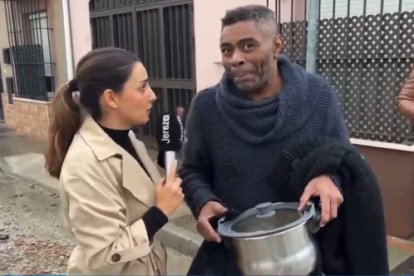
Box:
[155,113,184,175]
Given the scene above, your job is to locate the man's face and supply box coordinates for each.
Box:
[220,20,281,93]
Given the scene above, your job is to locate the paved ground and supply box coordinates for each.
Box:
[0,127,46,158]
[0,169,192,275]
[0,170,70,274]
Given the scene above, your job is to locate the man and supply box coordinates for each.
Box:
[175,105,186,126]
[180,5,348,275]
[396,68,414,124]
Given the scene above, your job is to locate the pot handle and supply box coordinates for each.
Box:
[208,212,237,248]
[209,208,242,230]
[305,203,322,234]
[208,215,221,231]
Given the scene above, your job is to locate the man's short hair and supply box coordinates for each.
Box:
[221,5,276,29]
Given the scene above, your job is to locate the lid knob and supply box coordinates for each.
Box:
[255,202,276,218]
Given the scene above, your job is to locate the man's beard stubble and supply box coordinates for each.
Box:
[233,61,270,94]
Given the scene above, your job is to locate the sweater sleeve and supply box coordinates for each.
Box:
[141,206,168,241]
[179,98,222,218]
[323,83,350,144]
[322,82,350,191]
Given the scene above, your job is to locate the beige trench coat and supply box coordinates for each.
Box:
[59,116,166,275]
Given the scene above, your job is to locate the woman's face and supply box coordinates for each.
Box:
[109,62,157,127]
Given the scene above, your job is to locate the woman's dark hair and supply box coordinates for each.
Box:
[46,47,140,178]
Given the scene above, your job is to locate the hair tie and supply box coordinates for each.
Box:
[68,79,78,92]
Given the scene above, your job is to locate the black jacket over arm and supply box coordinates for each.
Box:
[188,137,389,275]
[270,136,389,275]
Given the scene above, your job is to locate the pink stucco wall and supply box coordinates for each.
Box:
[69,0,92,69]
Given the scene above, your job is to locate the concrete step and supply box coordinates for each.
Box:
[166,247,193,275]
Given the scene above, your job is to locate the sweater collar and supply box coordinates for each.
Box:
[216,55,312,144]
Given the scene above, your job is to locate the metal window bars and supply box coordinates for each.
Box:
[2,0,54,101]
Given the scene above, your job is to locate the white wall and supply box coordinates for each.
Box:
[0,1,12,94]
[69,0,92,67]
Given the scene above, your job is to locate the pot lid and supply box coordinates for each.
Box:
[217,202,314,238]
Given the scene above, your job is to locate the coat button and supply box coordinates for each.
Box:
[111,253,121,262]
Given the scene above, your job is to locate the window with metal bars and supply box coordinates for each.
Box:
[2,48,11,64]
[90,0,196,142]
[2,0,54,101]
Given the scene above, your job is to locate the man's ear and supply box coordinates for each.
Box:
[273,34,283,58]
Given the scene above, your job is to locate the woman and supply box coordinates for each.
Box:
[45,47,183,275]
[397,68,414,124]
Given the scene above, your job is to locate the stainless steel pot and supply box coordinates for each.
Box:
[217,202,321,275]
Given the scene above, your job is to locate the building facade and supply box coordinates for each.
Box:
[0,0,413,238]
[0,0,90,138]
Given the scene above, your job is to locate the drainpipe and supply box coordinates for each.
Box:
[62,0,74,80]
[305,0,319,73]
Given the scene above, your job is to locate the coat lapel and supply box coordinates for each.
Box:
[129,132,162,184]
[79,116,160,209]
[121,149,155,209]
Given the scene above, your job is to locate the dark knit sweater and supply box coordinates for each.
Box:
[186,137,389,275]
[100,126,168,241]
[180,55,349,217]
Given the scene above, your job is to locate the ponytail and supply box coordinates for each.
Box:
[45,83,81,178]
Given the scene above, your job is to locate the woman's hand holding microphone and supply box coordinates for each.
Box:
[156,161,184,217]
